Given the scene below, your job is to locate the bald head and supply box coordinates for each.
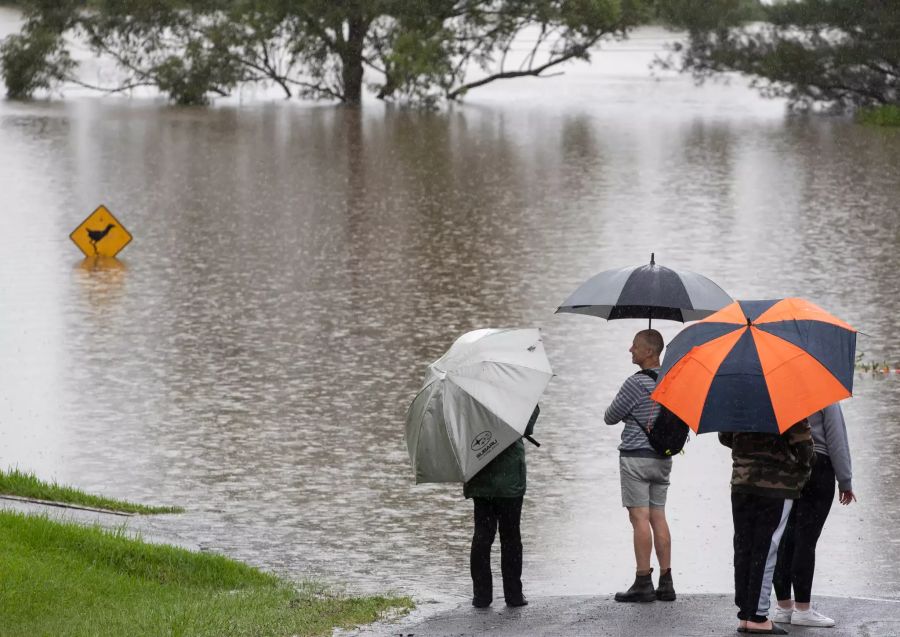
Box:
[630,329,664,369]
[636,329,664,356]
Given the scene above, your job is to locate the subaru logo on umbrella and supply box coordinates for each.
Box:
[471,431,493,451]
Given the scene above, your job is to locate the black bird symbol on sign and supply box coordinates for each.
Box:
[86,223,115,255]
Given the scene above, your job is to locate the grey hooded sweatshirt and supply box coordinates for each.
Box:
[809,403,853,492]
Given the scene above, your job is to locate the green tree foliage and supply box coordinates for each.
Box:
[0,30,73,98]
[1,0,653,105]
[661,0,900,110]
[0,0,79,98]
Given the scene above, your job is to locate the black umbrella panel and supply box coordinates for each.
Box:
[556,253,733,327]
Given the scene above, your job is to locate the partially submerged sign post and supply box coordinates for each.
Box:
[70,205,132,258]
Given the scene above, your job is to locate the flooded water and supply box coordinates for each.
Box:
[1,8,899,604]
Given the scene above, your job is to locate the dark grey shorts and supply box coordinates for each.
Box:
[619,456,673,508]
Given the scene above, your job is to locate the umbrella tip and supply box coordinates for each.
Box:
[650,252,655,265]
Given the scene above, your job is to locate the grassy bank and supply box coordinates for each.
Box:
[0,511,412,637]
[0,467,183,514]
[857,104,900,127]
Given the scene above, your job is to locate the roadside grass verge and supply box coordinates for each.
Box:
[0,511,413,637]
[0,467,183,514]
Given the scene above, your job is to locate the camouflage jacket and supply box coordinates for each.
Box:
[718,420,815,499]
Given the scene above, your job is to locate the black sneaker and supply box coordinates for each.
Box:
[472,597,492,608]
[505,597,528,607]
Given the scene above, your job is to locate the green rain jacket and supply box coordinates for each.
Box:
[463,406,539,499]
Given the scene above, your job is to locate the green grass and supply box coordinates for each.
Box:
[854,352,898,374]
[0,467,183,514]
[857,104,900,127]
[0,511,413,637]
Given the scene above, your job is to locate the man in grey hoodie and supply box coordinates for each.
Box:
[772,402,856,628]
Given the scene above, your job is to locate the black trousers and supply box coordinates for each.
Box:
[732,492,793,622]
[471,496,523,603]
[773,453,836,603]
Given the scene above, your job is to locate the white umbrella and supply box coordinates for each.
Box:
[405,328,553,484]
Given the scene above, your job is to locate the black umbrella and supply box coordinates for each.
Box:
[556,253,733,328]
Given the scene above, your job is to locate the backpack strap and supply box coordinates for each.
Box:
[632,369,659,436]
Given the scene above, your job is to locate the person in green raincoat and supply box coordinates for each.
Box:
[464,405,539,609]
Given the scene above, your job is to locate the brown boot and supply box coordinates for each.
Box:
[656,568,676,601]
[614,568,656,603]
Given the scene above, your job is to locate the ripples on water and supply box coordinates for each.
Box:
[0,19,899,602]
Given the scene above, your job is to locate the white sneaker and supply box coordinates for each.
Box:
[791,608,835,627]
[772,606,794,624]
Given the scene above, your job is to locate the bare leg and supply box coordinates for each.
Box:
[628,507,652,572]
[648,507,671,571]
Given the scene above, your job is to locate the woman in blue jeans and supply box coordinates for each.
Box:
[772,402,856,628]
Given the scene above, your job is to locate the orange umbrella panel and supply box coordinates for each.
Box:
[651,299,857,435]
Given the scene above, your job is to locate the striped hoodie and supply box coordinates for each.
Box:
[604,368,663,458]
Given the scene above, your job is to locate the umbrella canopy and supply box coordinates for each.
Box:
[405,328,553,484]
[651,298,857,435]
[556,253,733,326]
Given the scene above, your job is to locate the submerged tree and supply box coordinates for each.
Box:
[659,0,900,110]
[0,0,77,99]
[1,0,653,105]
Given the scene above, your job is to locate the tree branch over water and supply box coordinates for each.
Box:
[1,0,655,106]
[658,0,900,111]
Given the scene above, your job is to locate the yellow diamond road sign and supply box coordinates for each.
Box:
[70,205,133,258]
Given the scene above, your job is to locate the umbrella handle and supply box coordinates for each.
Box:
[524,435,541,447]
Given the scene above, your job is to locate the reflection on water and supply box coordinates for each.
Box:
[0,22,899,604]
[74,257,128,307]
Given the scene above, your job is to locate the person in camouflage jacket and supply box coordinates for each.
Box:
[719,420,814,635]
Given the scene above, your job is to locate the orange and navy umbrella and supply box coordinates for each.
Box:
[651,298,856,434]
